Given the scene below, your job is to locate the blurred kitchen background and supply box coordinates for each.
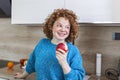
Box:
[0,0,120,79]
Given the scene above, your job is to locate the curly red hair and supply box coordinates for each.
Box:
[43,8,79,44]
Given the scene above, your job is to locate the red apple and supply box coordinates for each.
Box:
[56,43,68,53]
[19,59,27,69]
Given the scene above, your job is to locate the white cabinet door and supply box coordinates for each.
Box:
[65,0,112,23]
[12,0,64,24]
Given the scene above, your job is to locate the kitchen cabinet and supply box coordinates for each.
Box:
[12,0,120,24]
[12,0,64,24]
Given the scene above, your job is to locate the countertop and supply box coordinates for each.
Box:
[0,64,23,80]
[0,64,107,80]
[89,75,107,80]
[0,64,36,80]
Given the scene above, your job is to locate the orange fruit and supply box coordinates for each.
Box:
[7,61,14,69]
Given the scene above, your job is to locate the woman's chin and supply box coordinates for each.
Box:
[57,38,66,41]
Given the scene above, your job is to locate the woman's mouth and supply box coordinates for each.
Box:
[57,32,66,37]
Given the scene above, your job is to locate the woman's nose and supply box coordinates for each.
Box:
[61,26,66,31]
[60,28,65,32]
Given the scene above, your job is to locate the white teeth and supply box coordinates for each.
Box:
[57,32,66,36]
[59,33,65,36]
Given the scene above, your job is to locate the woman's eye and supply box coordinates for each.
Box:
[57,24,62,27]
[66,26,70,29]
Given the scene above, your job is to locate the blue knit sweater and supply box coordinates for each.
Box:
[26,38,85,80]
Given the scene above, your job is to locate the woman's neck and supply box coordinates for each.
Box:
[51,39,66,45]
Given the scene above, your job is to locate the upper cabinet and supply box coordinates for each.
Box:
[11,0,120,24]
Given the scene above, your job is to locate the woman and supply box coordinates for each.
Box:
[14,8,85,80]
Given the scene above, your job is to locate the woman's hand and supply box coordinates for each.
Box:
[56,48,67,65]
[14,72,25,79]
[14,71,29,79]
[56,49,71,74]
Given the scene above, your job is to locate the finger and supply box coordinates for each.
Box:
[56,53,61,58]
[14,73,19,76]
[14,75,17,79]
[56,52,66,61]
[56,53,63,58]
[56,50,63,55]
[56,49,66,55]
[56,51,66,58]
[56,55,62,61]
[14,73,20,79]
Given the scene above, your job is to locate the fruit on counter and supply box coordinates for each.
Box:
[56,43,68,53]
[19,58,27,69]
[7,61,14,69]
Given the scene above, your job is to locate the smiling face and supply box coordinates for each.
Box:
[52,17,70,42]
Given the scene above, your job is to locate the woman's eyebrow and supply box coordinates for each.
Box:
[57,22,70,26]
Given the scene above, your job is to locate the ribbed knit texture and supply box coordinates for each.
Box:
[26,38,85,80]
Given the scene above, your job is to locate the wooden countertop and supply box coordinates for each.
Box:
[0,64,23,80]
[0,64,107,80]
[89,75,107,80]
[0,64,36,80]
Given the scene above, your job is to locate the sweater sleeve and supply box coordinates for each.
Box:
[25,50,36,74]
[25,39,44,74]
[64,46,85,80]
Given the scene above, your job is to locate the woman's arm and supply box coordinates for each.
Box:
[56,49,71,74]
[56,46,85,80]
[64,47,85,80]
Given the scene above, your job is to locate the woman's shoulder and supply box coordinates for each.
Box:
[67,42,81,59]
[67,42,80,53]
[36,38,50,46]
[39,38,50,43]
[67,42,78,49]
